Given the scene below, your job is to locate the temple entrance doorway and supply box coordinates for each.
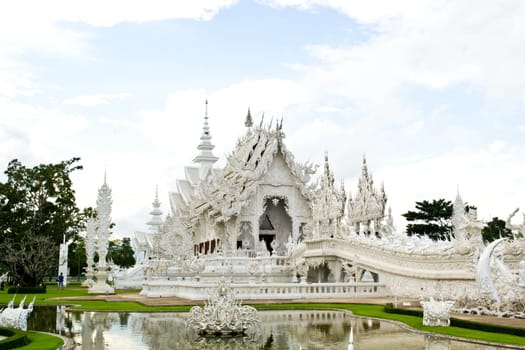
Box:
[258,196,292,256]
[259,234,275,253]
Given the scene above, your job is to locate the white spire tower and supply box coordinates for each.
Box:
[88,171,115,294]
[193,100,219,180]
[147,186,163,232]
[452,188,466,240]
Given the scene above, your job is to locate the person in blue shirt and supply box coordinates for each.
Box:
[58,272,64,289]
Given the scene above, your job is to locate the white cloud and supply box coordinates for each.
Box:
[138,78,307,162]
[63,93,130,107]
[488,140,505,155]
[0,1,237,98]
[376,143,525,233]
[269,0,525,111]
[0,97,88,167]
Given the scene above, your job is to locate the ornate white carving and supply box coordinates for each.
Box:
[0,296,35,331]
[186,277,260,336]
[88,174,115,294]
[421,297,454,326]
[134,110,525,312]
[347,156,387,235]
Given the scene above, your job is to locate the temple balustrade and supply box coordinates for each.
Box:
[140,279,385,299]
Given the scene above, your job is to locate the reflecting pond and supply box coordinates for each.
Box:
[29,307,509,349]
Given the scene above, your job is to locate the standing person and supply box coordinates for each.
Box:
[58,272,64,289]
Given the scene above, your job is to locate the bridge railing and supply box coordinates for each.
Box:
[140,279,386,300]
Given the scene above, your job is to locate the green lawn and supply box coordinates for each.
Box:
[1,285,524,349]
[16,332,64,350]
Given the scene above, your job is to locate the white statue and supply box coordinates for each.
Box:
[58,235,71,287]
[0,296,35,331]
[476,238,506,302]
[421,297,454,326]
[186,277,260,337]
[88,173,115,294]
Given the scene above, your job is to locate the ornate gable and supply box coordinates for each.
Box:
[193,119,317,222]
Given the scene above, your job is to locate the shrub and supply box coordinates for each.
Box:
[383,303,423,317]
[450,317,525,337]
[7,285,46,294]
[0,327,30,349]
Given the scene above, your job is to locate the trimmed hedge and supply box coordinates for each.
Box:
[384,303,423,317]
[0,327,30,349]
[384,303,525,337]
[7,285,46,294]
[450,317,525,337]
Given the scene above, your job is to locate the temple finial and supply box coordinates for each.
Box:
[202,99,210,137]
[193,100,219,179]
[245,108,253,128]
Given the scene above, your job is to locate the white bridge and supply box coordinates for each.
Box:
[138,235,525,300]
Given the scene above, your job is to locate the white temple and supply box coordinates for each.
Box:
[133,103,525,305]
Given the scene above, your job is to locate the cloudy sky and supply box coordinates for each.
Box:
[1,0,524,238]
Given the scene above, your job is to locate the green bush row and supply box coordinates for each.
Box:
[450,317,525,337]
[7,285,46,294]
[0,328,30,349]
[384,303,525,337]
[383,303,423,317]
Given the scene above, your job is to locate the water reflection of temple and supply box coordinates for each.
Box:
[57,309,493,350]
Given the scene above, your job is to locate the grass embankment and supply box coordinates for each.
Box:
[1,285,524,348]
[15,332,64,350]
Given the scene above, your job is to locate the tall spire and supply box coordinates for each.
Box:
[362,155,368,175]
[245,108,253,128]
[96,172,112,268]
[193,100,219,180]
[147,186,163,232]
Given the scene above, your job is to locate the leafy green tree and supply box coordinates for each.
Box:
[0,158,84,286]
[482,217,513,242]
[68,236,87,279]
[402,199,453,240]
[108,238,136,269]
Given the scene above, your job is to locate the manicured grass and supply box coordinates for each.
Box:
[0,284,90,305]
[70,300,192,312]
[15,331,63,350]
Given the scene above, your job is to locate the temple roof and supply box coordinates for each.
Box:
[175,118,317,223]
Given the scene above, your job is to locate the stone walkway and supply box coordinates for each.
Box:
[53,294,525,330]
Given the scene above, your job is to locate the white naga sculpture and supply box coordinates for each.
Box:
[473,237,525,313]
[421,297,455,326]
[0,296,35,331]
[186,277,260,336]
[476,238,506,303]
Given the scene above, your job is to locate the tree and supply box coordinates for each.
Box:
[108,238,136,269]
[402,199,453,240]
[482,217,514,242]
[0,235,57,286]
[68,236,87,279]
[0,158,84,286]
